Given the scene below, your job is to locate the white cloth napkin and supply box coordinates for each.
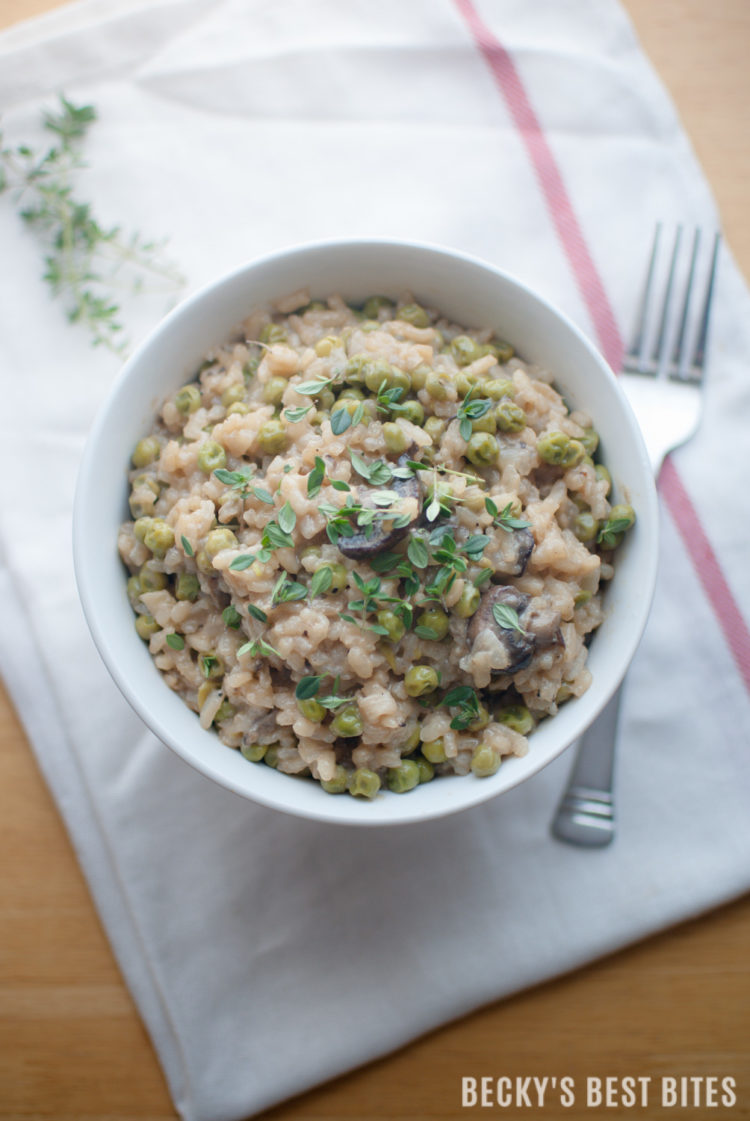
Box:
[2,2,750,1119]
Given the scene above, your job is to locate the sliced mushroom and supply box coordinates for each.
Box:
[486,526,535,579]
[338,456,422,560]
[523,599,563,649]
[467,585,535,673]
[465,584,564,682]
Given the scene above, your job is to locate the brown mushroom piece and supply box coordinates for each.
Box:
[338,456,422,560]
[467,585,563,676]
[487,526,535,579]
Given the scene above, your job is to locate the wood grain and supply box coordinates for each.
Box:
[1,1,749,1118]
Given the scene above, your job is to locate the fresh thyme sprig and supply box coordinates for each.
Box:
[0,94,184,354]
[440,686,482,731]
[485,497,532,534]
[214,466,274,505]
[294,673,351,710]
[457,388,493,441]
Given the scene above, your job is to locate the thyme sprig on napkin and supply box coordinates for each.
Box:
[0,95,184,354]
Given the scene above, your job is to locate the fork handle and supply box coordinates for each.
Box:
[550,687,623,847]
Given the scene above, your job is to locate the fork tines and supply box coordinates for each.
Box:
[625,223,721,383]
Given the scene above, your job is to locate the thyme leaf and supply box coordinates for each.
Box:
[492,602,528,636]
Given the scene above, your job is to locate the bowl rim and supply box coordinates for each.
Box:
[73,236,659,827]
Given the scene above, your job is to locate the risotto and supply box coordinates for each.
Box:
[118,292,635,799]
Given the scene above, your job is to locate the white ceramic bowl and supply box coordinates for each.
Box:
[73,239,658,826]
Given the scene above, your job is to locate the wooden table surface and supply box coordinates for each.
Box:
[1,1,749,1118]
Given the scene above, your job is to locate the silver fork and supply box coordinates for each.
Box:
[551,224,721,847]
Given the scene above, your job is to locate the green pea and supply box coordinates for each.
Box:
[472,410,497,435]
[133,516,154,543]
[259,323,288,345]
[609,503,636,529]
[132,436,161,468]
[197,440,227,474]
[348,768,381,799]
[138,561,167,592]
[362,295,395,318]
[556,683,574,704]
[387,759,420,793]
[450,335,484,366]
[537,431,585,467]
[330,704,363,738]
[490,338,514,363]
[390,369,412,394]
[264,744,280,768]
[261,376,287,406]
[423,415,446,444]
[453,583,481,618]
[574,510,599,543]
[131,472,159,494]
[338,386,364,401]
[483,377,515,401]
[377,609,406,644]
[465,431,499,466]
[143,518,174,558]
[304,300,328,312]
[175,572,201,601]
[174,384,202,414]
[214,700,236,723]
[221,383,246,409]
[128,475,160,518]
[497,704,534,735]
[126,574,142,605]
[204,527,239,557]
[383,421,410,456]
[241,742,268,763]
[199,652,224,680]
[327,563,348,593]
[398,399,425,426]
[574,589,592,607]
[468,703,491,732]
[194,548,212,574]
[344,353,369,386]
[410,364,432,390]
[580,427,600,456]
[416,606,449,640]
[421,738,446,764]
[416,756,435,783]
[257,419,288,455]
[404,665,439,697]
[397,303,430,328]
[470,743,501,777]
[320,765,349,794]
[363,359,394,393]
[135,614,160,640]
[314,334,343,357]
[317,388,336,411]
[400,725,421,754]
[425,370,452,401]
[595,463,612,495]
[495,400,527,433]
[455,371,478,398]
[227,401,250,416]
[297,697,326,722]
[598,504,636,549]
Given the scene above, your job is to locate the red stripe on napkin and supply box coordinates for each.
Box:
[454,0,750,693]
